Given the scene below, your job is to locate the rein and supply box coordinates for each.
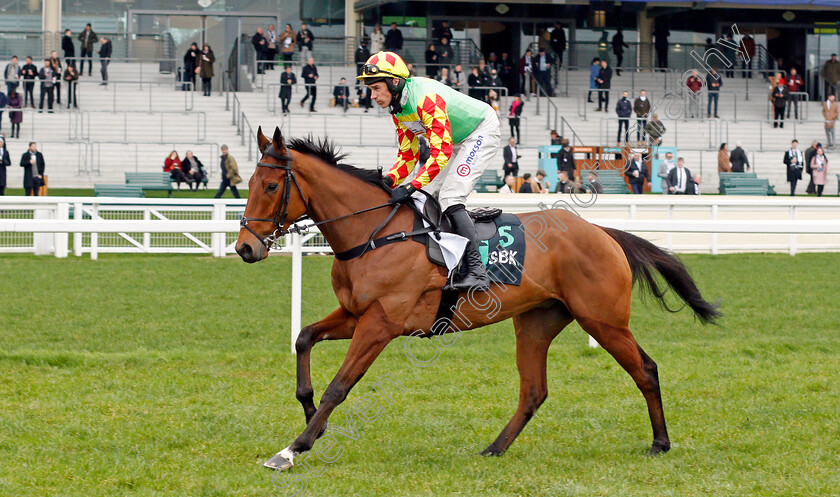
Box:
[240,145,440,255]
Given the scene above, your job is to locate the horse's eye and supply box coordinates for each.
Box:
[266,183,279,192]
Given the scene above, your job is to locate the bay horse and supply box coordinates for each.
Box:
[235,127,720,471]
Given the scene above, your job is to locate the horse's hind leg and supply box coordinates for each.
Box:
[295,307,357,424]
[481,301,573,456]
[576,316,670,455]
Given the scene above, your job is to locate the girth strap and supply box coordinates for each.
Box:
[334,225,438,261]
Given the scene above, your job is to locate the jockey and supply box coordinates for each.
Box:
[357,51,500,292]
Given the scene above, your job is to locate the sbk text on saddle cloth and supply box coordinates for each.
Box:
[478,214,526,286]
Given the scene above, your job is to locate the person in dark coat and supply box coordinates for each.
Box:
[252,27,268,74]
[384,23,403,53]
[78,24,97,76]
[199,44,215,96]
[0,136,10,195]
[333,77,350,111]
[8,89,22,138]
[654,25,670,69]
[595,59,612,111]
[62,29,75,68]
[615,90,632,144]
[296,24,315,62]
[183,43,199,91]
[355,39,370,79]
[38,59,56,112]
[804,140,818,194]
[63,64,79,108]
[21,56,37,108]
[98,37,112,85]
[771,80,789,128]
[279,66,296,114]
[181,150,206,190]
[300,58,318,112]
[612,29,629,75]
[20,141,45,196]
[49,51,62,105]
[550,23,567,69]
[666,158,693,194]
[783,139,804,196]
[0,90,6,131]
[557,140,576,182]
[502,137,520,178]
[729,142,750,172]
[624,152,649,194]
[425,44,439,78]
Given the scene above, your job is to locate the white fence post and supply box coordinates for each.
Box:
[291,232,302,354]
[73,201,83,257]
[212,203,226,258]
[54,202,69,258]
[33,208,53,255]
[90,204,98,260]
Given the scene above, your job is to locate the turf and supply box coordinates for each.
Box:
[0,253,837,497]
[2,188,248,198]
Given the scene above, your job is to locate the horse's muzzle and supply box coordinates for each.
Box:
[236,241,265,263]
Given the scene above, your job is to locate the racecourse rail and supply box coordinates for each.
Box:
[3,195,840,352]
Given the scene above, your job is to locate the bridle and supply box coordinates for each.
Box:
[239,143,399,250]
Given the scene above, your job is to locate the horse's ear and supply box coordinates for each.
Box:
[257,126,270,153]
[272,126,287,152]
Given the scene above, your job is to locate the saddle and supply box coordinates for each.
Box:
[411,197,502,267]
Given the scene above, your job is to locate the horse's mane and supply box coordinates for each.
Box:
[287,136,383,186]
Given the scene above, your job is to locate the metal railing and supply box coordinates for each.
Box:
[72,110,207,143]
[88,141,219,177]
[597,116,719,150]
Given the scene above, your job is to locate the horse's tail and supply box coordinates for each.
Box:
[600,227,721,325]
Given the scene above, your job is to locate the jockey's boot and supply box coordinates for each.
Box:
[445,204,491,292]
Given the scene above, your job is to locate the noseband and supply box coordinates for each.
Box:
[239,144,310,249]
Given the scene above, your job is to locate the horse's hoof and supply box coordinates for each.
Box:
[480,446,504,457]
[648,441,671,456]
[264,447,296,471]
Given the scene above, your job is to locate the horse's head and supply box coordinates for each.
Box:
[236,126,308,263]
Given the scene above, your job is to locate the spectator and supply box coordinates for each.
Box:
[164,150,194,189]
[487,52,500,73]
[424,44,439,78]
[499,52,513,91]
[550,22,567,70]
[450,64,466,92]
[279,66,296,114]
[265,24,278,69]
[805,140,818,194]
[333,77,350,111]
[822,54,840,96]
[438,37,453,73]
[20,141,44,196]
[730,142,750,172]
[550,130,562,145]
[534,169,550,193]
[634,89,651,144]
[436,21,453,44]
[183,43,199,91]
[487,69,502,111]
[181,150,206,190]
[406,63,417,78]
[297,24,314,62]
[8,89,21,138]
[478,59,490,80]
[717,143,731,174]
[704,37,714,53]
[785,68,804,120]
[771,79,789,128]
[687,174,702,195]
[63,64,78,108]
[519,49,533,96]
[0,136,9,195]
[199,43,215,97]
[502,137,520,178]
[810,144,829,197]
[369,24,385,54]
[436,67,451,87]
[37,59,55,112]
[784,139,804,196]
[586,57,600,103]
[615,90,632,145]
[498,174,515,194]
[468,67,485,100]
[667,157,693,194]
[823,94,838,148]
[557,139,576,181]
[355,39,370,78]
[706,67,722,118]
[686,69,702,118]
[357,84,372,112]
[555,170,576,193]
[78,24,97,76]
[587,171,604,194]
[62,29,75,68]
[98,36,112,86]
[654,24,670,68]
[21,56,37,108]
[625,152,649,194]
[740,34,756,79]
[300,58,318,112]
[518,173,535,193]
[534,47,554,96]
[214,145,242,198]
[5,55,20,97]
[658,151,676,194]
[252,27,269,74]
[645,114,665,146]
[722,33,737,77]
[0,89,5,131]
[595,59,612,112]
[384,23,403,54]
[49,51,62,105]
[612,29,628,76]
[508,95,523,144]
[280,24,296,69]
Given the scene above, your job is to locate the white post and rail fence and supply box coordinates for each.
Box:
[3,195,840,352]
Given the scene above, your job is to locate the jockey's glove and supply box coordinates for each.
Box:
[389,184,416,204]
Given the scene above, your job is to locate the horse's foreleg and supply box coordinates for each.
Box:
[295,307,357,424]
[482,303,572,456]
[266,301,400,470]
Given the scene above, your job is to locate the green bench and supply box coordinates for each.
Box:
[836,174,840,195]
[581,169,629,194]
[95,184,145,197]
[723,186,771,196]
[475,170,502,193]
[125,172,175,196]
[719,172,775,196]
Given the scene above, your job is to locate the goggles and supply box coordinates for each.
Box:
[360,63,402,79]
